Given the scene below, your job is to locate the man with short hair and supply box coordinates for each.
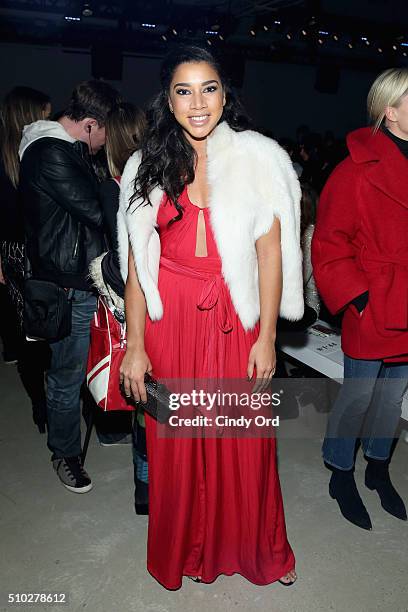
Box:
[19,80,121,492]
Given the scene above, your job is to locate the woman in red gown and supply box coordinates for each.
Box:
[119,46,304,590]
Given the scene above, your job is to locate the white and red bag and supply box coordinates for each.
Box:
[86,297,133,411]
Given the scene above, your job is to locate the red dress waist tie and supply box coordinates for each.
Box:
[159,256,233,333]
[359,247,408,330]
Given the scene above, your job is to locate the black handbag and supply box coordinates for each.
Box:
[132,373,173,424]
[139,374,173,424]
[24,255,73,342]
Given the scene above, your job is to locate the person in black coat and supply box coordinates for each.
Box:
[19,80,121,493]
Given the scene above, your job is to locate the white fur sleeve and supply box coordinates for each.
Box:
[254,137,304,321]
[117,151,142,283]
[116,150,164,321]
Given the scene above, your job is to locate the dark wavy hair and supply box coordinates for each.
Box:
[129,45,251,220]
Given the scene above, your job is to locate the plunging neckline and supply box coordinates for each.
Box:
[185,187,209,211]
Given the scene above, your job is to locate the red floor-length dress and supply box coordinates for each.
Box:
[143,187,295,590]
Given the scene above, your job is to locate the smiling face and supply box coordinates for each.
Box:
[168,61,226,144]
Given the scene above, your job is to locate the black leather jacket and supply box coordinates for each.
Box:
[20,137,106,290]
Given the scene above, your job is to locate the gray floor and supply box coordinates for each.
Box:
[1,360,407,612]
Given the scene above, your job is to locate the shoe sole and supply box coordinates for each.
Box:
[279,579,297,586]
[99,442,131,446]
[61,482,93,494]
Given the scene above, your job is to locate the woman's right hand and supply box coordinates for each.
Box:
[120,347,152,404]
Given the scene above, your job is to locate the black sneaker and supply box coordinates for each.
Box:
[53,456,93,493]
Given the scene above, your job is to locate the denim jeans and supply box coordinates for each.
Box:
[132,411,148,507]
[322,355,408,470]
[46,290,97,459]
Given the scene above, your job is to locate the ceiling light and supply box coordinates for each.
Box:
[82,3,93,17]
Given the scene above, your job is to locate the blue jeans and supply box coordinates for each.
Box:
[46,290,97,459]
[322,355,408,470]
[132,411,148,507]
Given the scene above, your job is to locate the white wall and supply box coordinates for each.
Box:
[0,42,377,138]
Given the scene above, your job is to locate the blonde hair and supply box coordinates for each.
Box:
[367,68,408,132]
[105,102,146,177]
[1,86,50,187]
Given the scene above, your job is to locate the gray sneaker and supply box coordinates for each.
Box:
[53,456,93,493]
[99,434,133,446]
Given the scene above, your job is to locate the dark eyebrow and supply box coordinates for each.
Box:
[173,79,220,89]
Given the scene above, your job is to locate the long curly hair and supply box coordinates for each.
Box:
[129,45,251,221]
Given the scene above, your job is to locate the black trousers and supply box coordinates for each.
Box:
[0,284,19,360]
[17,337,51,407]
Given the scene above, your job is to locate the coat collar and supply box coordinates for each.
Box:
[347,126,408,210]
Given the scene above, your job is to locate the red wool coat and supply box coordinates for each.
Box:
[311,127,408,362]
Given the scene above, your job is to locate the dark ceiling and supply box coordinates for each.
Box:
[0,0,407,71]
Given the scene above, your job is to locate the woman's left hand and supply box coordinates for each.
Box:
[247,338,276,393]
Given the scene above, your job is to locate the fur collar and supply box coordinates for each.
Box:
[117,122,304,329]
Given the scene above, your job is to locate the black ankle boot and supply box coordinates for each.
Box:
[135,503,149,515]
[365,458,407,521]
[329,468,372,530]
